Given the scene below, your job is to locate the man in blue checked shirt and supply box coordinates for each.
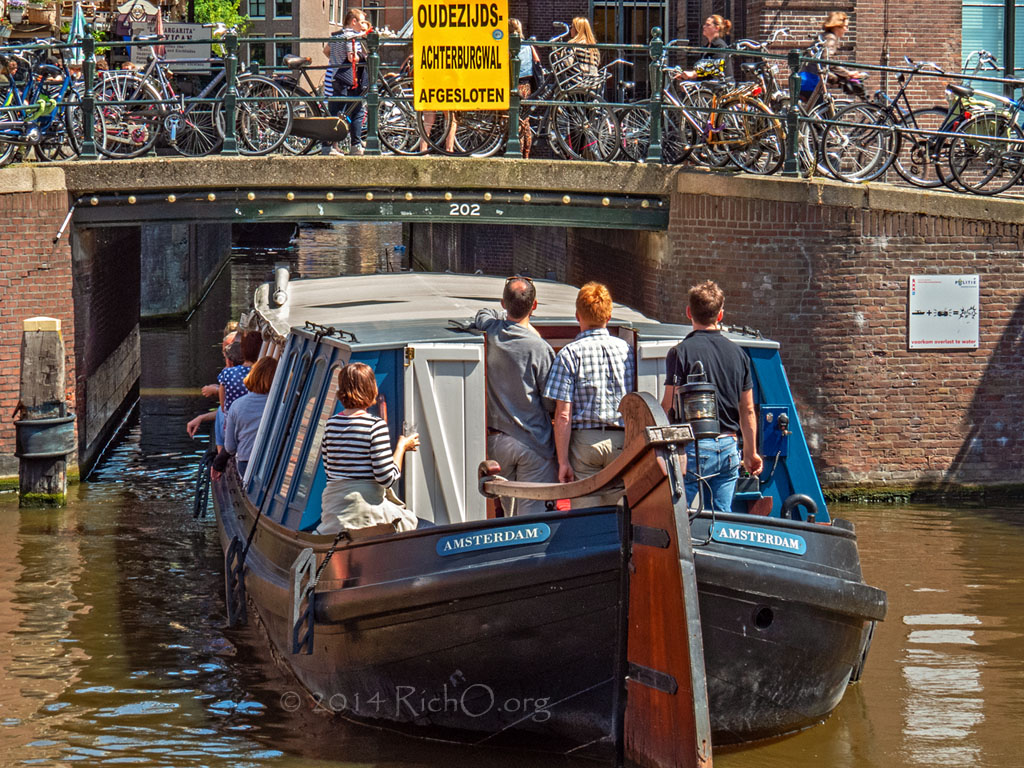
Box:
[543,282,636,508]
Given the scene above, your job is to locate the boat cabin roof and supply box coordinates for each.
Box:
[256,273,779,350]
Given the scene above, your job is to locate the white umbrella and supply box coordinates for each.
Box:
[66,0,87,65]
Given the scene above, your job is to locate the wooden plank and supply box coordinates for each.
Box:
[17,318,69,507]
[620,393,712,768]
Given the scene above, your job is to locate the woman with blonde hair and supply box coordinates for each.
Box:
[317,363,420,534]
[819,11,867,88]
[566,16,600,73]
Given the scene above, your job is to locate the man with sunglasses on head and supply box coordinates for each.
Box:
[471,276,557,515]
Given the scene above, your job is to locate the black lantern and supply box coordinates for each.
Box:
[677,361,720,439]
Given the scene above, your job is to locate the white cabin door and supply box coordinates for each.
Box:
[637,339,683,408]
[403,342,487,524]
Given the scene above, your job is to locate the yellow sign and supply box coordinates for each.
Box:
[413,0,510,111]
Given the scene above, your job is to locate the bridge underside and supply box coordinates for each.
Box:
[71,188,668,229]
[61,155,675,230]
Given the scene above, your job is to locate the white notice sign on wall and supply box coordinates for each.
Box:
[908,275,980,350]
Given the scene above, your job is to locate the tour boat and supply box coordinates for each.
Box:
[210,272,886,756]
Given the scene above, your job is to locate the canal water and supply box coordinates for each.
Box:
[2,224,1022,767]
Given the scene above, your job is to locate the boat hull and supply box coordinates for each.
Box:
[216,477,623,751]
[215,481,884,747]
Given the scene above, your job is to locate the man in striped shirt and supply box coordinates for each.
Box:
[543,282,635,508]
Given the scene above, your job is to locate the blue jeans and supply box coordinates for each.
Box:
[329,80,365,147]
[684,436,741,513]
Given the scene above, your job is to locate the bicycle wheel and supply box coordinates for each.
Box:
[171,101,223,157]
[683,86,731,168]
[64,88,106,157]
[721,97,785,175]
[821,102,898,182]
[94,72,162,159]
[229,76,293,155]
[893,107,948,188]
[948,112,1024,195]
[662,105,696,165]
[276,80,324,156]
[378,76,424,156]
[550,92,619,162]
[617,105,649,162]
[0,140,19,168]
[417,109,502,156]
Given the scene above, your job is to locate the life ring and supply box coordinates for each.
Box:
[780,493,818,521]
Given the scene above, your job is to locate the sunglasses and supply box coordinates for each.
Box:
[505,275,534,284]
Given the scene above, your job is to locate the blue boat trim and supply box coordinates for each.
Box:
[711,522,808,555]
[437,523,552,556]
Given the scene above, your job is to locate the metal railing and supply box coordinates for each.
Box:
[5,30,1024,196]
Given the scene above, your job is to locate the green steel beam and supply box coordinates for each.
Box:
[72,189,669,230]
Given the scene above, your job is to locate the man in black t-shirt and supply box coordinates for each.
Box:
[661,281,763,512]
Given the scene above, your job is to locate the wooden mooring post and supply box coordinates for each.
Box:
[14,317,75,508]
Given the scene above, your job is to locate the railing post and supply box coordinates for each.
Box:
[505,32,523,158]
[80,35,98,160]
[221,32,239,156]
[782,48,802,178]
[645,26,664,164]
[364,31,381,155]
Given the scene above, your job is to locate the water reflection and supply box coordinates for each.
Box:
[2,225,1024,767]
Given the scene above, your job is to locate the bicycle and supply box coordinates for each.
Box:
[819,57,944,183]
[95,26,293,159]
[508,23,620,162]
[0,44,98,167]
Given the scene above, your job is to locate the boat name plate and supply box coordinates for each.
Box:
[711,522,807,555]
[436,523,552,557]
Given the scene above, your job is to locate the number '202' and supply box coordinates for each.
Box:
[449,203,481,216]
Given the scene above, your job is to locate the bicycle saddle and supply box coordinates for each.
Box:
[947,83,974,98]
[283,55,311,69]
[739,62,759,75]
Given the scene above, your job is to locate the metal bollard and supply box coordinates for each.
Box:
[364,31,381,155]
[221,32,239,156]
[505,32,523,158]
[80,35,98,160]
[645,27,664,164]
[782,49,802,178]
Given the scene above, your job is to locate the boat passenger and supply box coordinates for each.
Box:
[186,327,239,444]
[316,363,420,534]
[471,275,557,515]
[543,282,635,508]
[210,355,279,483]
[661,280,763,513]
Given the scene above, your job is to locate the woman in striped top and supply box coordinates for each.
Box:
[317,363,420,534]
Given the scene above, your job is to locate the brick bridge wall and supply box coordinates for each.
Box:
[417,174,1023,491]
[0,175,76,480]
[626,175,1024,489]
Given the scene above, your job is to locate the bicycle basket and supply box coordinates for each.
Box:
[694,57,725,79]
[549,45,603,92]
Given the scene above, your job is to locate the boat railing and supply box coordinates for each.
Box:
[479,392,693,504]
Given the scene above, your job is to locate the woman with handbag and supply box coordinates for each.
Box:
[510,18,540,158]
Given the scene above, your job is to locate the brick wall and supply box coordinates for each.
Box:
[0,187,76,479]
[652,175,1024,488]
[431,175,1023,491]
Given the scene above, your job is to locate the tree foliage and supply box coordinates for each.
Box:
[193,0,250,34]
